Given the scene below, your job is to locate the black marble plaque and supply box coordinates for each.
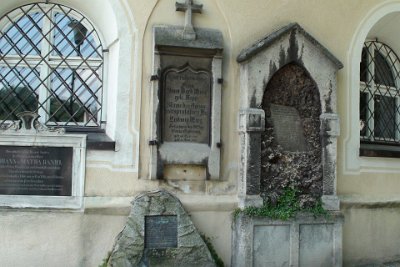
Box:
[145,215,178,249]
[270,104,307,152]
[162,65,211,144]
[0,146,73,196]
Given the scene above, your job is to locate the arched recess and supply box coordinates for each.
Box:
[344,1,400,174]
[261,63,322,208]
[0,0,139,170]
[237,23,343,210]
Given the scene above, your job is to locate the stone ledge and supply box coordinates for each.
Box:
[340,195,400,209]
[84,195,238,215]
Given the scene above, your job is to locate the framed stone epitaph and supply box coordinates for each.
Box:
[0,123,86,209]
[0,146,73,196]
[149,25,223,180]
[162,65,211,144]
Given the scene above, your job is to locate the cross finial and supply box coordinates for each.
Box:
[176,0,203,40]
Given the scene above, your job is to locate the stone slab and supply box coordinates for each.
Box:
[162,65,211,144]
[253,225,290,267]
[0,146,73,196]
[299,224,334,267]
[154,25,224,51]
[270,104,307,152]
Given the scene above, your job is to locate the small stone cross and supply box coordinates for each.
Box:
[176,0,203,40]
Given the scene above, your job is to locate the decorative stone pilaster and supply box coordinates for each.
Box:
[320,113,340,210]
[238,108,265,208]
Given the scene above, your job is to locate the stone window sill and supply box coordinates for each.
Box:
[86,132,115,150]
[360,142,400,158]
[67,130,115,151]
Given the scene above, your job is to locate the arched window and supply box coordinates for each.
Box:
[0,3,103,130]
[359,40,400,143]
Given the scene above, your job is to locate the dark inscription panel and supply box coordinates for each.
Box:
[0,146,73,196]
[163,66,211,144]
[270,104,307,152]
[145,215,178,249]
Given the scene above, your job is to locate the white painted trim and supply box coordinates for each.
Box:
[343,0,400,174]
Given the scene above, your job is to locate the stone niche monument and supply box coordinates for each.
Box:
[149,0,223,181]
[108,190,216,267]
[233,23,343,267]
[0,112,86,209]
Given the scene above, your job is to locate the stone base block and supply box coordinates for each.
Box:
[237,195,263,208]
[322,195,341,211]
[232,212,343,267]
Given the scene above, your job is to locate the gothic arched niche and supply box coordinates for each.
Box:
[261,63,322,208]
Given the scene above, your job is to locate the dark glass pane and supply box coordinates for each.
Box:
[375,50,395,87]
[47,68,101,125]
[374,95,396,139]
[360,48,368,83]
[360,92,368,136]
[52,12,101,58]
[0,12,43,55]
[0,67,40,120]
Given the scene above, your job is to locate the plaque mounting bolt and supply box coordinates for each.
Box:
[218,78,223,84]
[216,142,222,148]
[149,140,158,146]
[150,74,159,81]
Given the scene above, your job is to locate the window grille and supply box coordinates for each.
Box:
[0,3,103,130]
[360,40,400,143]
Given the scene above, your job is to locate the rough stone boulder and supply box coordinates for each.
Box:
[108,190,216,267]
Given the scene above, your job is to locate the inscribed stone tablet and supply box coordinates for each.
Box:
[270,104,307,152]
[162,66,211,144]
[0,146,73,196]
[145,215,178,249]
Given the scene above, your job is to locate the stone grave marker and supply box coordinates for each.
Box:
[148,0,223,180]
[108,190,216,267]
[0,112,86,209]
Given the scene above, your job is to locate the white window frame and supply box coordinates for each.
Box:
[360,41,400,143]
[343,1,400,174]
[0,3,104,129]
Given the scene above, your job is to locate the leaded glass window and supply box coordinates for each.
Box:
[360,41,400,143]
[0,3,103,129]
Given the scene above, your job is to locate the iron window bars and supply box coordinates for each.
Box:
[360,40,400,144]
[0,3,103,130]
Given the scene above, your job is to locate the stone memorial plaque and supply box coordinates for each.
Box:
[0,146,73,196]
[162,66,211,144]
[145,215,178,249]
[270,104,307,152]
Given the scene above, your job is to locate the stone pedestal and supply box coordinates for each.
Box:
[232,213,343,267]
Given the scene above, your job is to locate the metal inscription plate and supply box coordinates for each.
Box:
[162,65,211,144]
[0,146,73,196]
[145,215,178,249]
[270,104,307,152]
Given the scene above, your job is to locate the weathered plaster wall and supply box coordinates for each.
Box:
[0,0,400,266]
[341,206,400,266]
